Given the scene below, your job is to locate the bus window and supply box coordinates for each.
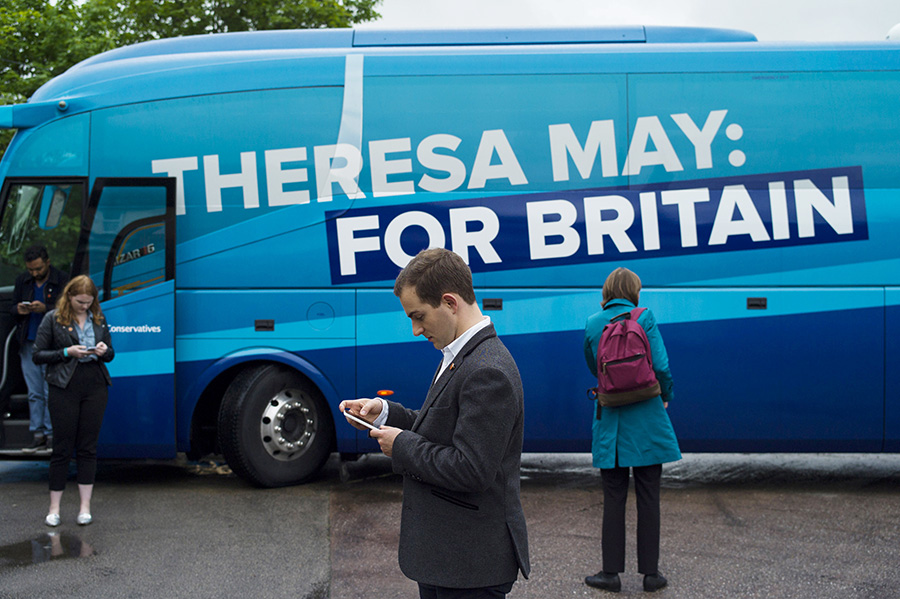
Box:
[80,178,174,302]
[108,221,166,298]
[0,181,84,287]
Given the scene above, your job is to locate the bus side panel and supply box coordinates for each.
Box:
[662,289,884,452]
[480,290,599,451]
[472,288,883,452]
[358,286,884,452]
[173,289,357,451]
[885,288,900,452]
[101,281,176,458]
[355,290,432,453]
[98,375,175,458]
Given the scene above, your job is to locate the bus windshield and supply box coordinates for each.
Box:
[0,181,84,288]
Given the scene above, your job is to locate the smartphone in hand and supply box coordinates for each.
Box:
[343,409,378,431]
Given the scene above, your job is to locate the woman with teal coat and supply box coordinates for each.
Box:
[583,268,681,594]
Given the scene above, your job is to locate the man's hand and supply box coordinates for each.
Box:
[29,300,47,313]
[369,426,402,457]
[338,397,383,431]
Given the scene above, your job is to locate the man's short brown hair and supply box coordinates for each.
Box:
[393,248,476,308]
[601,267,642,308]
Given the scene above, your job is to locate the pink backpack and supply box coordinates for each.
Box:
[594,308,661,407]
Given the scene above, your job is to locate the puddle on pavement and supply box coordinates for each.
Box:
[0,533,96,568]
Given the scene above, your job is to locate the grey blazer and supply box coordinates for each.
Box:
[386,324,530,588]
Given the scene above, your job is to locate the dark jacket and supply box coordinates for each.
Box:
[32,309,115,389]
[386,324,529,588]
[10,266,70,346]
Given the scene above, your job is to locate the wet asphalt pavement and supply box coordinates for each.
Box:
[1,453,899,599]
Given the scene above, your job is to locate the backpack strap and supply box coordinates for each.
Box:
[611,307,647,323]
[630,307,654,369]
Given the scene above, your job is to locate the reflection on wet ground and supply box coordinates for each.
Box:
[517,453,900,491]
[0,532,96,569]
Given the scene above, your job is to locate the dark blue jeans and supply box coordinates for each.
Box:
[20,341,51,436]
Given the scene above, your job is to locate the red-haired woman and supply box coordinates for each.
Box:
[33,275,114,527]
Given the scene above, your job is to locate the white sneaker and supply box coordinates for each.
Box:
[45,513,60,527]
[76,512,92,526]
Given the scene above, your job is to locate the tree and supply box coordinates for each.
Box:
[0,0,381,157]
[0,0,80,106]
[0,0,82,152]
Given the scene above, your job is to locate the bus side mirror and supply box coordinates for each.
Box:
[40,186,69,229]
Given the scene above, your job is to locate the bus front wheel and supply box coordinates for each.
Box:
[217,364,334,487]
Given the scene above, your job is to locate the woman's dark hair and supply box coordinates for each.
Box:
[601,267,642,308]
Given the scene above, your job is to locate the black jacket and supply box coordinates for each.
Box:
[32,309,114,389]
[10,266,70,346]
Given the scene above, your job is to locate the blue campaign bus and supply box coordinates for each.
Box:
[1,26,899,486]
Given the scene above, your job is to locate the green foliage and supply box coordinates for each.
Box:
[0,0,81,106]
[83,0,383,40]
[0,0,381,158]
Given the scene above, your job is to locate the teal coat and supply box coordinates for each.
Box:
[584,299,681,469]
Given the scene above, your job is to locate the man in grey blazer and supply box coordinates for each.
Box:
[340,248,530,599]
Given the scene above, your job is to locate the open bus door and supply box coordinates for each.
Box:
[0,179,86,451]
[73,177,176,458]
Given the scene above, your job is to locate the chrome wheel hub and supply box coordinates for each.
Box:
[259,388,317,462]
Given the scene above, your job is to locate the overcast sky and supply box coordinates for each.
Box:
[358,0,900,42]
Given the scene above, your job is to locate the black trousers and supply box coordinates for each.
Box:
[418,581,514,599]
[47,361,109,491]
[600,463,662,575]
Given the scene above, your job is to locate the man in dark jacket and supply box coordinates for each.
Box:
[341,248,529,599]
[10,244,69,452]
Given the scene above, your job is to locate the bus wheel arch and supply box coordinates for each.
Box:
[215,362,336,487]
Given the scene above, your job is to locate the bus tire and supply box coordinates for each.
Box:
[217,364,334,487]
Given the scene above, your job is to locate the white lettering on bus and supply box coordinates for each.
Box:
[333,175,855,275]
[151,156,197,216]
[337,204,506,275]
[203,152,259,212]
[449,206,502,265]
[150,110,741,215]
[526,200,580,260]
[417,134,467,193]
[549,110,729,181]
[152,129,532,214]
[264,147,310,206]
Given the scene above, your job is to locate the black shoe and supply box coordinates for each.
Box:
[643,572,668,592]
[21,435,47,454]
[585,571,621,592]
